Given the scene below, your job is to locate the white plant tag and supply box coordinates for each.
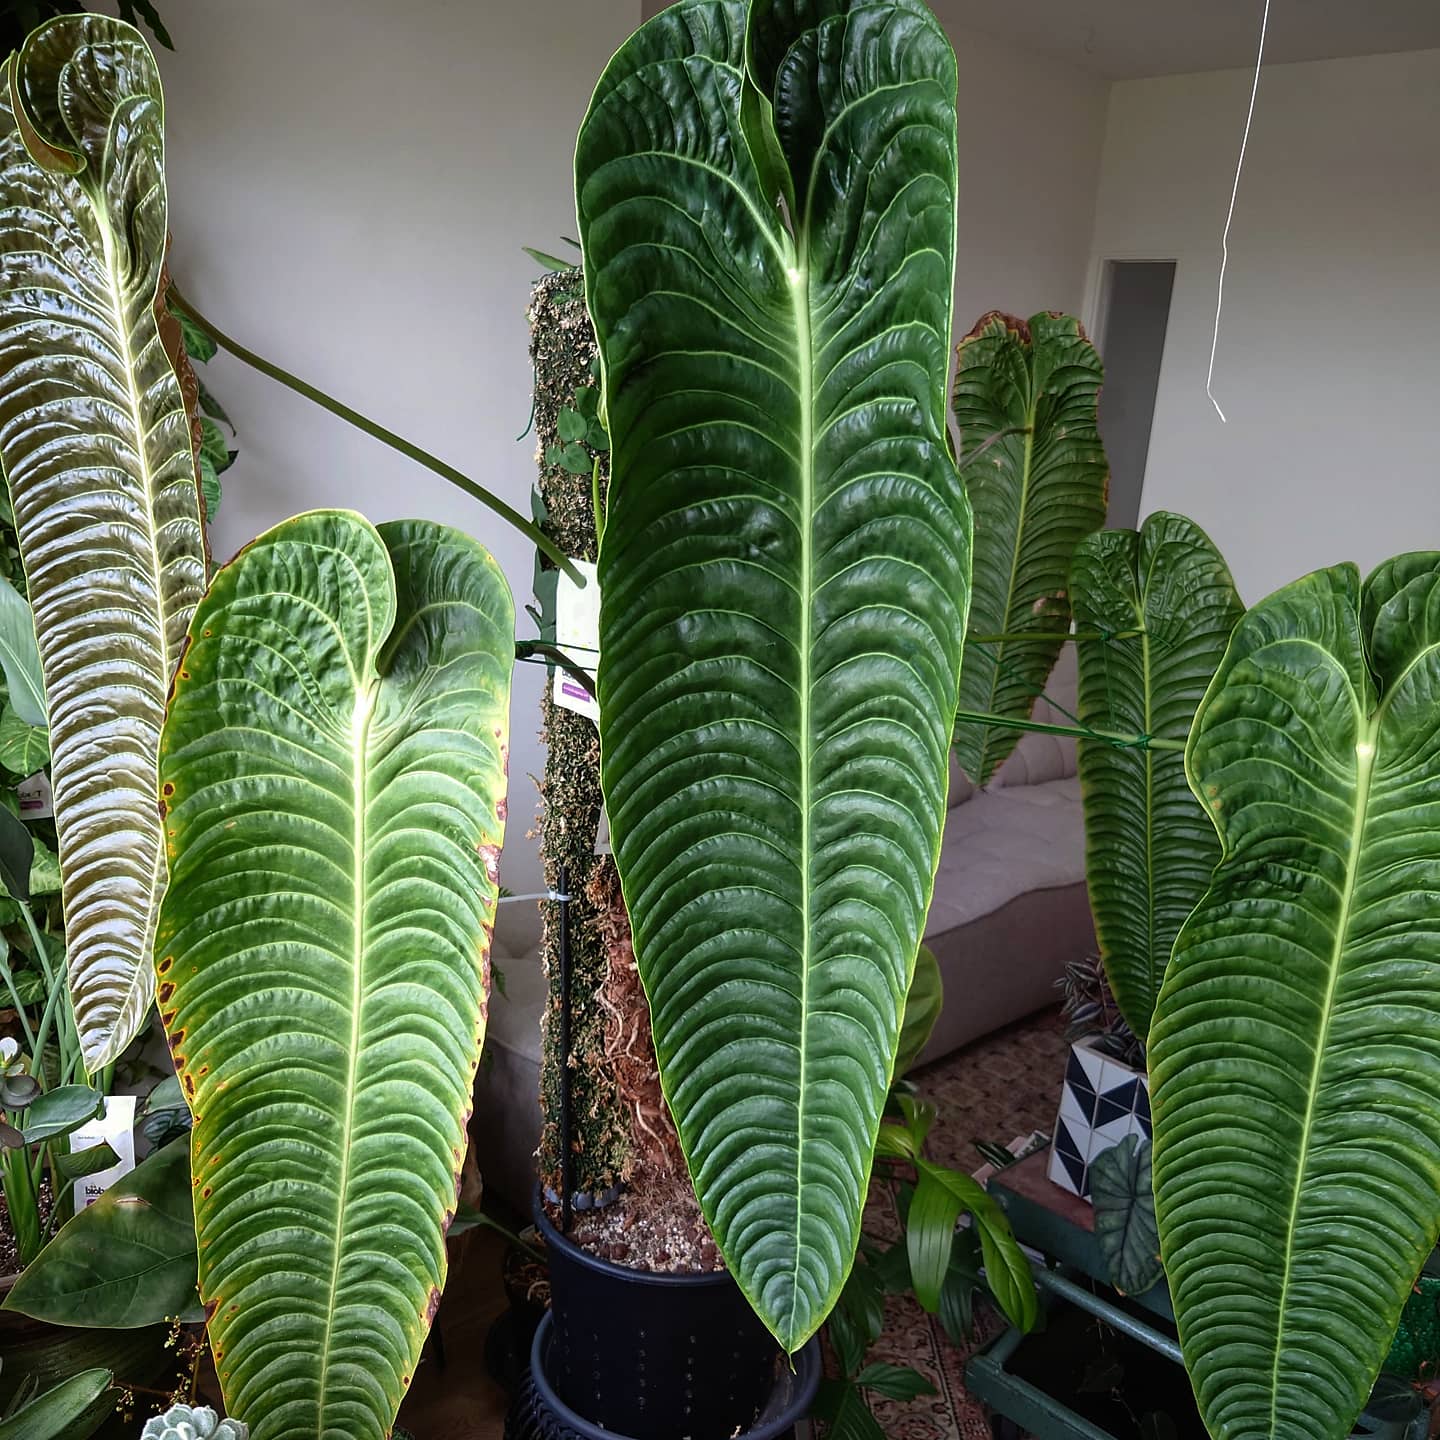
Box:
[553,560,600,722]
[70,1093,137,1210]
[16,771,52,820]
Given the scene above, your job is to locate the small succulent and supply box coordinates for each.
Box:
[140,1406,248,1440]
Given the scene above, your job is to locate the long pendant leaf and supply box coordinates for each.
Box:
[156,511,513,1440]
[1071,512,1242,1040]
[1151,554,1440,1440]
[951,311,1107,785]
[0,16,206,1071]
[578,0,969,1351]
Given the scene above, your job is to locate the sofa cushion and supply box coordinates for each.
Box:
[925,776,1086,935]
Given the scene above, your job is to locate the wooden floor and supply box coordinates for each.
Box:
[397,1228,512,1439]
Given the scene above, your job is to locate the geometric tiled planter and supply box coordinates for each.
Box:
[1047,1039,1152,1201]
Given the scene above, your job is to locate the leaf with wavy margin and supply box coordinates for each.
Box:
[577,0,969,1351]
[1072,512,1242,1040]
[1151,554,1440,1440]
[0,16,206,1072]
[155,511,512,1439]
[951,312,1106,785]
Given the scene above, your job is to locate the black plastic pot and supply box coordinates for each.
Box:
[507,1311,820,1440]
[534,1195,783,1440]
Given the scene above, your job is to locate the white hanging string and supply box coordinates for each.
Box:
[1207,0,1272,422]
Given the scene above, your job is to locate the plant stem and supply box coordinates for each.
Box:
[165,286,585,586]
[0,946,35,1057]
[953,708,1185,753]
[2,1139,41,1265]
[968,629,1145,645]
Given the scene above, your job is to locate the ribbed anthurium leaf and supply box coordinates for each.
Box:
[155,511,513,1440]
[1071,512,1243,1040]
[951,312,1106,785]
[577,0,968,1351]
[1151,554,1440,1440]
[0,16,207,1072]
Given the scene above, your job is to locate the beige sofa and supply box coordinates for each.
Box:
[473,653,1094,1211]
[919,648,1095,1062]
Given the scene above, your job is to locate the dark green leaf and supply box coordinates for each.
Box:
[195,378,233,432]
[53,1143,118,1183]
[1089,1136,1163,1296]
[951,312,1107,784]
[555,409,588,443]
[0,1368,113,1440]
[197,454,221,525]
[554,442,592,476]
[937,1233,983,1345]
[811,1380,885,1440]
[1072,512,1243,1039]
[894,944,943,1077]
[916,1161,1037,1332]
[1151,554,1440,1440]
[197,418,232,475]
[854,1362,935,1400]
[0,806,31,904]
[172,308,216,364]
[5,1137,195,1328]
[578,0,967,1351]
[906,1169,960,1313]
[19,1086,102,1144]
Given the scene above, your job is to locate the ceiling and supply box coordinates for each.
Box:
[944,0,1440,79]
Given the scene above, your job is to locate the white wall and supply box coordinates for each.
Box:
[939,11,1109,334]
[1089,49,1440,603]
[150,0,640,958]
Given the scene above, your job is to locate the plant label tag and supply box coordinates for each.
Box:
[16,771,52,820]
[553,560,600,723]
[70,1093,137,1210]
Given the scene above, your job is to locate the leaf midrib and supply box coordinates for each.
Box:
[1267,701,1378,1433]
[975,365,1039,783]
[89,193,168,1073]
[785,235,814,1347]
[315,677,377,1423]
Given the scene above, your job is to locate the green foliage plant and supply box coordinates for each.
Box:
[576,0,970,1352]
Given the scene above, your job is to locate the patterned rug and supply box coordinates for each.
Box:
[854,1006,1071,1439]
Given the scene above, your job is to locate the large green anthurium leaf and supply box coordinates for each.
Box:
[0,574,46,728]
[577,0,969,1352]
[1150,554,1440,1440]
[154,511,513,1440]
[1071,512,1243,1040]
[951,312,1106,785]
[0,16,207,1073]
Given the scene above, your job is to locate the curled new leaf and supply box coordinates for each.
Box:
[0,17,207,1071]
[1151,555,1440,1440]
[578,0,969,1350]
[156,512,513,1439]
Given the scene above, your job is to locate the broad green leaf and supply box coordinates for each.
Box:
[155,510,513,1440]
[951,312,1107,785]
[5,1138,194,1328]
[197,453,222,525]
[172,307,217,364]
[905,1167,962,1313]
[52,1141,117,1182]
[0,805,34,901]
[0,1369,113,1440]
[0,17,208,1072]
[0,709,48,776]
[1089,1136,1162,1297]
[0,576,45,728]
[1150,554,1440,1440]
[18,1085,102,1144]
[578,0,968,1352]
[854,1362,935,1401]
[895,943,943,1076]
[811,1380,886,1440]
[915,1161,1036,1333]
[1071,512,1243,1039]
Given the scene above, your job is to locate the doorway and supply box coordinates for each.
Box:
[1096,260,1176,530]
